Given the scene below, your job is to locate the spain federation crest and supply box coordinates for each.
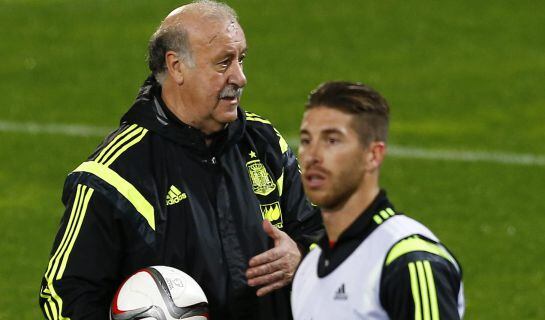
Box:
[260,202,283,228]
[246,159,276,196]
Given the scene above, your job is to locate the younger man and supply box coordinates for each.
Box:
[291,81,465,319]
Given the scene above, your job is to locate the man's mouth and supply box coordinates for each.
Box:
[303,170,327,189]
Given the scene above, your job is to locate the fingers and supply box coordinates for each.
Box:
[246,224,302,296]
[248,247,281,267]
[247,256,285,281]
[256,278,289,297]
[248,269,286,287]
[248,269,291,297]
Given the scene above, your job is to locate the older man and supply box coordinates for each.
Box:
[39,1,321,319]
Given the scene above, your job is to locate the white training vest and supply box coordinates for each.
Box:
[291,215,440,320]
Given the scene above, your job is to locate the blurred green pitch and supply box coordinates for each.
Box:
[1,1,544,319]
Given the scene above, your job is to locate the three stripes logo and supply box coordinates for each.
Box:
[94,124,148,167]
[373,207,396,225]
[166,185,187,206]
[334,283,348,300]
[408,260,440,320]
[42,184,94,319]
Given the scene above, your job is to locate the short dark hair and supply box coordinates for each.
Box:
[306,81,390,146]
[148,24,192,81]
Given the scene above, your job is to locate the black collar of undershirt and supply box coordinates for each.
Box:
[317,189,396,277]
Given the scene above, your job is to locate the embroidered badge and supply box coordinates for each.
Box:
[246,159,276,196]
[260,201,283,228]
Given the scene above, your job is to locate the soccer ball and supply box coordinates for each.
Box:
[110,266,209,320]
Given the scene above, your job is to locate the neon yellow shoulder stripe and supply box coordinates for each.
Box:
[73,161,155,230]
[385,236,455,266]
[95,124,139,163]
[103,128,148,167]
[246,116,272,125]
[276,169,284,197]
[273,128,289,154]
[246,111,289,153]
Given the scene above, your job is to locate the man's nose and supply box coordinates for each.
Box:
[301,143,321,168]
[229,62,247,88]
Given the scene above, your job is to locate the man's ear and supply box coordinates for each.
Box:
[364,141,386,171]
[165,51,185,85]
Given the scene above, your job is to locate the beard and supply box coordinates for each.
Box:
[305,161,365,212]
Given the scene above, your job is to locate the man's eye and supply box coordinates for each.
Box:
[300,138,310,145]
[238,56,245,65]
[218,59,230,69]
[327,138,339,145]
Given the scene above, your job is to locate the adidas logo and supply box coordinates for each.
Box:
[166,185,187,206]
[334,284,348,300]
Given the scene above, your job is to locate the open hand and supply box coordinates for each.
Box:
[246,220,302,296]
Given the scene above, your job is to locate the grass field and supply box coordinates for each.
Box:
[1,0,544,319]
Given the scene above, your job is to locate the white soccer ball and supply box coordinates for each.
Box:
[110,266,208,320]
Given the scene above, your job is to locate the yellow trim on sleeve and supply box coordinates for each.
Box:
[246,116,272,125]
[408,262,422,320]
[385,236,455,266]
[276,169,284,197]
[275,130,289,154]
[43,184,93,320]
[57,188,94,278]
[424,261,440,320]
[416,261,431,320]
[103,128,148,167]
[72,161,155,230]
[95,124,139,163]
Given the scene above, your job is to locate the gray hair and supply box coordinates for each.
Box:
[147,0,239,84]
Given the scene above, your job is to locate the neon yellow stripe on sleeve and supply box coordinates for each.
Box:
[386,236,455,266]
[97,126,144,166]
[95,124,139,163]
[43,302,53,320]
[48,300,60,320]
[57,188,94,278]
[103,128,148,167]
[43,185,93,320]
[72,161,155,230]
[416,261,431,320]
[408,262,422,320]
[246,116,272,125]
[277,169,284,197]
[45,185,83,280]
[275,130,289,154]
[424,261,440,320]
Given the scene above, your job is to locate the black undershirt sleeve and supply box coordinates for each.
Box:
[380,251,462,320]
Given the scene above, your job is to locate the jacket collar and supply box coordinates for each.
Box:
[121,75,246,156]
[316,189,395,277]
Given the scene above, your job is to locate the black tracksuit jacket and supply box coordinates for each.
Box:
[39,76,323,319]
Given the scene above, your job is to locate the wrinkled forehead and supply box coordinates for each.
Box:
[188,21,246,55]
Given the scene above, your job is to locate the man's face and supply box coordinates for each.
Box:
[299,107,368,211]
[181,19,247,133]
